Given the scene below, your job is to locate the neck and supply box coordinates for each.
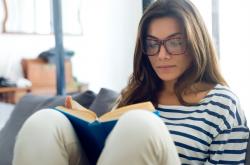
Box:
[162,81,176,94]
[158,80,179,106]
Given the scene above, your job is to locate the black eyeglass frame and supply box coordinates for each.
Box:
[142,37,188,56]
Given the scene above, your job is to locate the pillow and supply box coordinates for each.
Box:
[0,90,96,165]
[35,90,96,109]
[89,88,119,117]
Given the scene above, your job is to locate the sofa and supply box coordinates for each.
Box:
[0,88,119,165]
[0,88,250,165]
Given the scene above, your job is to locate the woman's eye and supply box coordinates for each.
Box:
[169,39,185,47]
[148,43,158,48]
[146,41,158,48]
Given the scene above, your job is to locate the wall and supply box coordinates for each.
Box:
[0,0,142,93]
[219,0,250,120]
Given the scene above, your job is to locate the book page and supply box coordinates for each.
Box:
[55,106,97,122]
[99,102,155,122]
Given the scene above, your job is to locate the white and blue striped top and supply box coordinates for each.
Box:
[157,84,249,164]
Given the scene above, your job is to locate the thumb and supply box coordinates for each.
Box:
[65,96,72,108]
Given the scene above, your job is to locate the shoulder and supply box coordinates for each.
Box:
[204,84,239,106]
[209,84,237,100]
[203,84,247,127]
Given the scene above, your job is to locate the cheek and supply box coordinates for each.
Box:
[181,55,192,70]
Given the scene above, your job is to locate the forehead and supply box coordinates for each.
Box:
[147,17,183,39]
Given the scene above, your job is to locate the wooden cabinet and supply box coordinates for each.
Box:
[0,87,31,104]
[22,58,79,95]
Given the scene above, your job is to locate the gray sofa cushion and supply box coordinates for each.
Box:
[0,90,96,165]
[89,88,119,117]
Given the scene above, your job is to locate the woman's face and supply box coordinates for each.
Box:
[146,17,192,84]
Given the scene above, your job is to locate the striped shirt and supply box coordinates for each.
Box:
[157,84,249,164]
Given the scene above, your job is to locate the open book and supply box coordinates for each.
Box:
[53,98,156,165]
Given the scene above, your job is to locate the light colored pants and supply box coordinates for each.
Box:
[13,109,181,165]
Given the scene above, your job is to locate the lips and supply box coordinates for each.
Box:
[157,65,176,69]
[156,65,176,73]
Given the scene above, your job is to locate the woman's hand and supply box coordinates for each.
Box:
[64,96,72,109]
[64,96,85,110]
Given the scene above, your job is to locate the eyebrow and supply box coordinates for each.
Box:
[146,32,183,40]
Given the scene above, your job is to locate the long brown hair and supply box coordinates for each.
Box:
[117,0,227,108]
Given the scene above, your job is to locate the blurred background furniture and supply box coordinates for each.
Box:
[0,87,31,104]
[21,58,87,96]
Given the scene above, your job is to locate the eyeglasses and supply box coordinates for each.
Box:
[142,37,187,56]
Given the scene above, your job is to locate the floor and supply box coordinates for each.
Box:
[0,102,14,130]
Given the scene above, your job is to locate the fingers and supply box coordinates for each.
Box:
[65,96,72,108]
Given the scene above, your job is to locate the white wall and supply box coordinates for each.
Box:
[74,0,142,92]
[219,0,250,120]
[0,34,55,80]
[0,0,142,93]
[191,0,212,34]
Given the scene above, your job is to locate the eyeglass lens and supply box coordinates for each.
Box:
[144,38,186,56]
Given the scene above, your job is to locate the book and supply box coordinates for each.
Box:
[53,97,157,165]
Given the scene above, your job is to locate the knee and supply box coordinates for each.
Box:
[17,109,70,137]
[113,110,167,140]
[13,109,86,165]
[103,110,171,158]
[119,110,165,132]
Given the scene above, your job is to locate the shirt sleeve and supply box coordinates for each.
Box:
[204,86,250,164]
[205,125,249,164]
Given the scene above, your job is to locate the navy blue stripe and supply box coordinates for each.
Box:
[209,149,246,155]
[170,130,210,146]
[211,138,248,144]
[245,121,248,127]
[214,87,237,94]
[205,109,230,129]
[232,127,249,132]
[176,142,246,155]
[164,122,214,139]
[160,115,222,133]
[220,127,249,134]
[199,100,235,119]
[158,108,230,129]
[157,107,189,113]
[214,87,231,91]
[178,153,207,162]
[174,142,207,154]
[204,88,236,105]
[235,107,242,125]
[208,158,245,164]
[203,93,236,105]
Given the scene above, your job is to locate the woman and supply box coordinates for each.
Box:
[111,0,249,164]
[13,0,249,164]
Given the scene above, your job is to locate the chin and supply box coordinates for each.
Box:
[157,74,179,82]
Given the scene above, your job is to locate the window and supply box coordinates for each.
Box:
[1,0,82,35]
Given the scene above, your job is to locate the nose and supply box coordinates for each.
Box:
[158,45,171,60]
